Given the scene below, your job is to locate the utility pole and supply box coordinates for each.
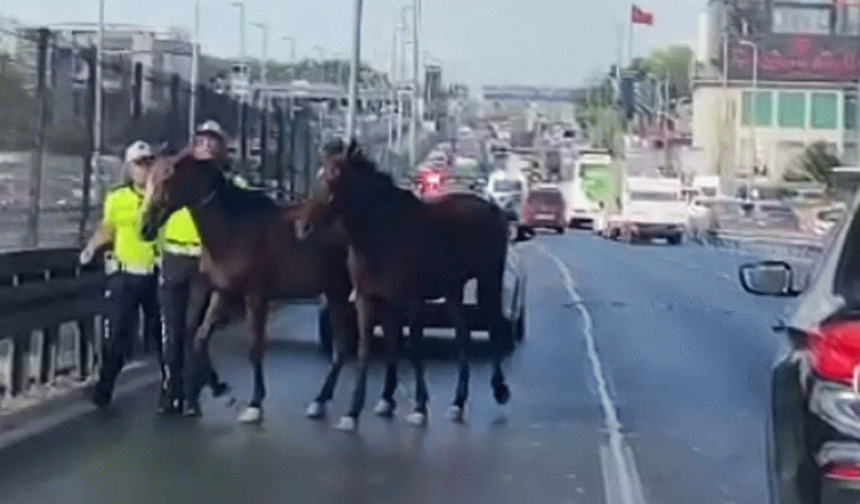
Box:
[188,0,200,141]
[346,0,363,141]
[26,28,50,249]
[94,0,105,204]
[409,0,420,170]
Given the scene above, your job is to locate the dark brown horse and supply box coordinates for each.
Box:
[140,148,354,423]
[297,141,512,431]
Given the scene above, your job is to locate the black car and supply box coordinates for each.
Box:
[739,189,860,503]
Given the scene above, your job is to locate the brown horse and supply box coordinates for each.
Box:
[297,141,512,431]
[140,148,354,423]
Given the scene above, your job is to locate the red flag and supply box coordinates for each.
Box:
[632,5,654,25]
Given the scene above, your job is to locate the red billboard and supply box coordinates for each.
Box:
[726,34,860,82]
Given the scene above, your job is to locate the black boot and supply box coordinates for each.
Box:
[91,381,112,409]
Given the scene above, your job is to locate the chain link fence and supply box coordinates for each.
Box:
[0,25,324,252]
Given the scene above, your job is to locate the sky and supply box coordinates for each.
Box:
[6,0,707,90]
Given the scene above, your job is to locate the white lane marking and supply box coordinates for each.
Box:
[534,244,645,504]
[716,272,733,281]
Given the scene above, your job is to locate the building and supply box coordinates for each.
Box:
[693,0,860,191]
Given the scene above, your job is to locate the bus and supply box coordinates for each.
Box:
[556,148,615,229]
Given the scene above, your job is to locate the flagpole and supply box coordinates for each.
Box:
[628,6,634,66]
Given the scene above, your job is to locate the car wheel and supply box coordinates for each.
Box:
[556,226,565,235]
[667,233,682,246]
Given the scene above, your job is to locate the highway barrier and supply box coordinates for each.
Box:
[0,248,109,404]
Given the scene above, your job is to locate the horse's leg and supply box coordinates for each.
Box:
[480,272,511,405]
[335,295,375,432]
[307,295,350,419]
[446,288,470,422]
[374,307,400,418]
[238,294,267,423]
[406,298,429,426]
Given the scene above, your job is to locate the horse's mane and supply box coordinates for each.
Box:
[212,169,278,216]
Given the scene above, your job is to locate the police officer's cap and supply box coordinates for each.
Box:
[125,140,154,164]
[196,120,226,141]
[321,138,346,158]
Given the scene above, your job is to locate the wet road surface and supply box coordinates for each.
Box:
[0,231,789,504]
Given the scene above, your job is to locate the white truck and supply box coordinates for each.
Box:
[556,148,613,229]
[605,177,688,245]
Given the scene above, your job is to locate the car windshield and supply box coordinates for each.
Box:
[528,190,562,205]
[630,191,679,202]
[493,180,522,193]
[3,3,838,504]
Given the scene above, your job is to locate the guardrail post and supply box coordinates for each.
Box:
[12,332,32,396]
[40,325,58,383]
[76,316,96,379]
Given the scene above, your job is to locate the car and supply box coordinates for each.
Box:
[519,187,566,235]
[317,244,529,357]
[738,188,860,503]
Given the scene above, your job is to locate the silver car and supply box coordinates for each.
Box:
[317,245,529,355]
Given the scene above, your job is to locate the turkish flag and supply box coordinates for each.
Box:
[632,5,654,25]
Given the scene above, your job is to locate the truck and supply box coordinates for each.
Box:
[555,148,614,229]
[604,176,688,245]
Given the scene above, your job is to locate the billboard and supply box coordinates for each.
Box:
[726,34,860,82]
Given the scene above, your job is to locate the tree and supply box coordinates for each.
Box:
[631,45,695,99]
[783,142,840,188]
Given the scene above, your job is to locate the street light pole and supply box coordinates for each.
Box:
[346,0,363,142]
[188,0,200,141]
[94,0,105,200]
[282,36,295,80]
[739,39,757,200]
[230,2,246,67]
[409,0,420,170]
[313,45,326,83]
[251,22,268,91]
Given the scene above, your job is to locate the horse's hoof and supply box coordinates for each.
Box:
[373,399,395,418]
[334,416,357,432]
[305,401,325,419]
[238,406,263,424]
[183,403,202,417]
[405,410,427,427]
[445,405,465,423]
[494,383,511,405]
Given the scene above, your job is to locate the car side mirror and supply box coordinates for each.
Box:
[738,261,797,297]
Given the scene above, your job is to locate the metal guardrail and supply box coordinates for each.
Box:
[709,228,824,259]
[0,248,108,403]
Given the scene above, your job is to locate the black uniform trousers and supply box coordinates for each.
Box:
[159,252,221,404]
[96,271,162,399]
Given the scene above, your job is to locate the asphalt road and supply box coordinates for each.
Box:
[0,231,789,504]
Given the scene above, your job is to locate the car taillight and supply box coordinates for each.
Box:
[809,320,860,386]
[826,463,860,482]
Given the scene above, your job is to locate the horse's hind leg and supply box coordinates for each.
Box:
[307,297,350,419]
[239,295,267,424]
[445,290,470,422]
[185,291,228,416]
[480,275,511,405]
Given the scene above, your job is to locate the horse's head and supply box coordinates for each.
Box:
[295,139,375,240]
[140,147,220,240]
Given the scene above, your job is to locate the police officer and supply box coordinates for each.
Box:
[81,140,162,409]
[158,120,230,416]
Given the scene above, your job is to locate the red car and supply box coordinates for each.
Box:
[519,187,566,235]
[413,166,448,199]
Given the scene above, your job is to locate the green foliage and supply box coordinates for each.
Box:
[631,45,694,99]
[785,141,840,187]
